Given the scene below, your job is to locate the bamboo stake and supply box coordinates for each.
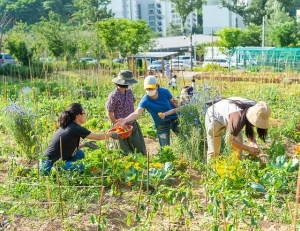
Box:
[287,200,294,227]
[220,193,227,231]
[293,160,300,231]
[46,177,53,231]
[147,152,150,194]
[55,162,64,219]
[135,171,144,224]
[98,186,105,224]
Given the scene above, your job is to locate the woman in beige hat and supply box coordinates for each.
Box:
[205,98,271,162]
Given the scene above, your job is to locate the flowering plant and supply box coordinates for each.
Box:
[3,103,38,160]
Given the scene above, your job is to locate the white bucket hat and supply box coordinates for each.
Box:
[246,101,271,129]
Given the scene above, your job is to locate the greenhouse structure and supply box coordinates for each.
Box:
[232,47,300,69]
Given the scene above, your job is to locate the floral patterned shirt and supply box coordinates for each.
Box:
[105,88,136,125]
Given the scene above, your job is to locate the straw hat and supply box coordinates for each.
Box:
[246,101,271,129]
[112,70,138,85]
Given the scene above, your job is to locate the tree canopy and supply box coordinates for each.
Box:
[215,27,242,58]
[96,18,154,58]
[163,0,204,33]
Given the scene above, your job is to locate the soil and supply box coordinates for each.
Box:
[0,137,298,231]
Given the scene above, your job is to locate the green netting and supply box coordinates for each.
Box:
[232,47,300,69]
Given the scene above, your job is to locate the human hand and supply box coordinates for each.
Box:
[248,146,259,156]
[111,132,122,140]
[249,142,259,149]
[115,118,126,127]
[158,112,166,119]
[170,97,178,108]
[85,141,99,150]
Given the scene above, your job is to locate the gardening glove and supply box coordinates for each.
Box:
[85,141,99,150]
[111,132,121,140]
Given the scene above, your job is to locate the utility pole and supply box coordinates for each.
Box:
[262,16,265,48]
[189,34,193,71]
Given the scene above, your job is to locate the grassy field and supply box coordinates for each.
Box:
[0,68,300,230]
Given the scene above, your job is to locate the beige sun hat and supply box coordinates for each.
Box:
[112,70,138,85]
[246,101,271,129]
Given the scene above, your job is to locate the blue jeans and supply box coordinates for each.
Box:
[156,118,179,147]
[40,150,85,175]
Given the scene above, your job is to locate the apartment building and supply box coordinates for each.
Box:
[108,0,139,20]
[202,0,249,34]
[107,0,198,37]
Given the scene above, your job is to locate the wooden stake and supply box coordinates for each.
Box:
[220,193,227,231]
[98,186,105,224]
[147,152,150,194]
[101,156,105,187]
[55,162,64,219]
[293,161,300,231]
[135,171,144,224]
[46,177,53,231]
[287,200,294,228]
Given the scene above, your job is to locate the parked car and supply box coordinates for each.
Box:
[113,58,125,63]
[174,55,195,65]
[170,60,190,71]
[39,57,54,63]
[202,57,231,68]
[147,60,169,71]
[203,57,245,68]
[0,53,16,67]
[80,57,98,64]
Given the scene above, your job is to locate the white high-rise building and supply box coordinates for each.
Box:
[107,0,198,37]
[108,0,139,20]
[202,0,250,35]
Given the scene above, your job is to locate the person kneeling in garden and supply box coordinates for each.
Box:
[40,103,120,175]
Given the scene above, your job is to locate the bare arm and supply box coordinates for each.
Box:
[86,132,113,140]
[115,107,144,126]
[159,107,181,119]
[107,111,117,124]
[230,135,259,155]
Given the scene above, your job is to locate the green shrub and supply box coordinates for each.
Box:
[0,65,50,79]
[2,102,39,160]
[193,64,227,72]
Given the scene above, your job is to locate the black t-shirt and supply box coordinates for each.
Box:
[44,122,91,162]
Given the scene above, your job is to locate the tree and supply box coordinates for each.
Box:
[265,2,300,47]
[5,22,32,66]
[166,22,181,36]
[269,21,299,47]
[42,0,76,22]
[32,13,68,59]
[195,42,212,61]
[0,13,14,53]
[163,0,204,32]
[221,0,300,26]
[73,0,113,24]
[2,0,46,25]
[215,27,242,66]
[96,18,154,58]
[239,23,262,47]
[221,0,268,25]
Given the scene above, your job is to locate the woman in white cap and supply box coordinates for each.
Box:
[205,98,271,162]
[115,75,179,148]
[105,70,147,155]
